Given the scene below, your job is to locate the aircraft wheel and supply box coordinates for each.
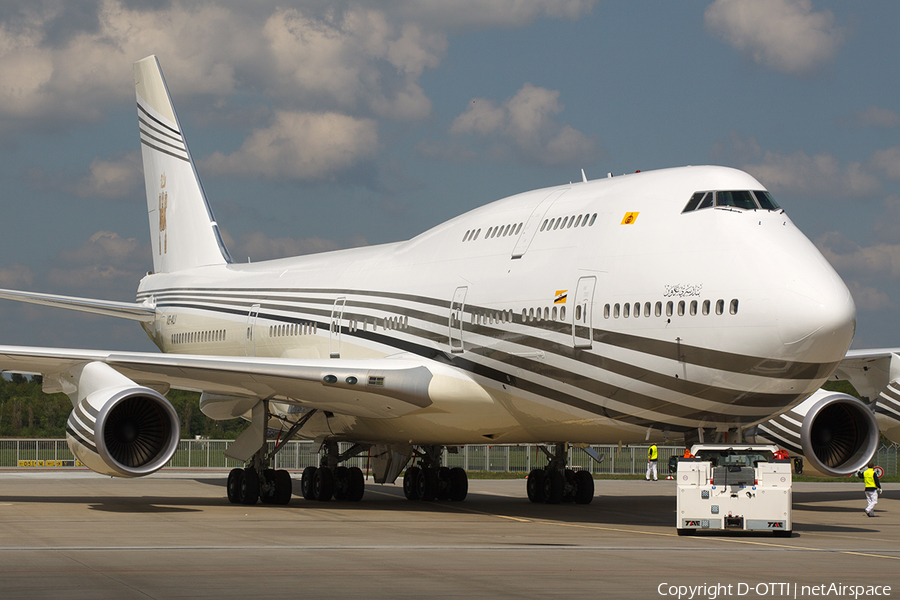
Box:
[347,467,365,502]
[226,468,243,504]
[417,468,438,501]
[313,466,335,501]
[403,466,421,500]
[240,467,259,505]
[526,469,545,503]
[449,467,468,502]
[543,469,564,505]
[574,470,594,504]
[260,469,277,505]
[436,467,452,501]
[301,466,317,500]
[333,466,350,501]
[274,470,292,505]
[563,469,577,503]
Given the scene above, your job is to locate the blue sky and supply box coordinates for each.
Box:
[0,0,898,351]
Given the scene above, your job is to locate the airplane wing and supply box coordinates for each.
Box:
[0,288,155,322]
[0,345,434,420]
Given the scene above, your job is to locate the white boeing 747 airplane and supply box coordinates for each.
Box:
[0,56,896,506]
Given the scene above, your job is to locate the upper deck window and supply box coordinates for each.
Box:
[682,190,781,213]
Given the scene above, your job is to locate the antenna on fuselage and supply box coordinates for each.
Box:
[581,169,588,183]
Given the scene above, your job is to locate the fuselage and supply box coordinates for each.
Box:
[137,166,855,446]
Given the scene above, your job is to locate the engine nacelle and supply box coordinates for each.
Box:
[65,362,180,478]
[756,388,879,477]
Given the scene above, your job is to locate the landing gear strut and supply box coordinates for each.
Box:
[402,445,468,502]
[527,442,594,505]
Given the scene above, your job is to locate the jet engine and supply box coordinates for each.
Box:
[65,361,180,477]
[756,388,879,477]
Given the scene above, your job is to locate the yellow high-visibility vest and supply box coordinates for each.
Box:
[863,468,876,488]
[649,445,658,461]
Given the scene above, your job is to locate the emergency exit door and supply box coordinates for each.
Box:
[572,277,596,349]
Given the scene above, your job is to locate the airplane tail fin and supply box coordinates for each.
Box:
[133,56,232,273]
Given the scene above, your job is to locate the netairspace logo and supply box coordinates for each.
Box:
[657,583,892,600]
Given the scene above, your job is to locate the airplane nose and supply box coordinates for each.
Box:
[777,256,856,363]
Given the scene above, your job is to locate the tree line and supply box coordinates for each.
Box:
[0,375,247,439]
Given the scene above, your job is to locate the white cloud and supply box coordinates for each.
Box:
[741,149,881,198]
[853,106,900,129]
[704,0,844,76]
[873,196,900,244]
[390,0,594,31]
[0,264,34,288]
[0,0,592,134]
[846,281,894,312]
[817,231,900,280]
[201,110,378,181]
[46,231,149,294]
[22,151,142,201]
[816,230,899,312]
[869,146,900,181]
[72,152,142,199]
[448,83,599,166]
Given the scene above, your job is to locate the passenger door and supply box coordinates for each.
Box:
[449,286,468,353]
[510,189,569,259]
[245,304,260,357]
[330,297,346,358]
[572,277,596,349]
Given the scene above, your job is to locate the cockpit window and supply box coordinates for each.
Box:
[682,189,782,213]
[753,190,780,210]
[682,192,705,213]
[716,191,757,210]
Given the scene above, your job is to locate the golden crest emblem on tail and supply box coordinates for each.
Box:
[159,173,167,255]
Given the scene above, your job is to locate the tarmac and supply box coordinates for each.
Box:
[0,471,897,599]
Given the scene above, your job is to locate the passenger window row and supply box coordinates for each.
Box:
[540,212,597,232]
[462,222,524,242]
[348,315,408,333]
[172,329,226,344]
[682,190,780,213]
[472,310,514,325]
[270,322,316,337]
[603,299,739,319]
[521,305,567,323]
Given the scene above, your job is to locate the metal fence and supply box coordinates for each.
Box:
[2,439,899,475]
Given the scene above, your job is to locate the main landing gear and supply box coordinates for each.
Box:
[527,442,594,505]
[299,442,369,502]
[402,445,468,502]
[226,404,319,506]
[227,465,293,505]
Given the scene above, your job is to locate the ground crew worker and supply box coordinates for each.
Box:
[683,448,693,458]
[646,443,658,481]
[857,462,882,517]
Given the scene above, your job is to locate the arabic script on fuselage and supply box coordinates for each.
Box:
[664,284,703,298]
